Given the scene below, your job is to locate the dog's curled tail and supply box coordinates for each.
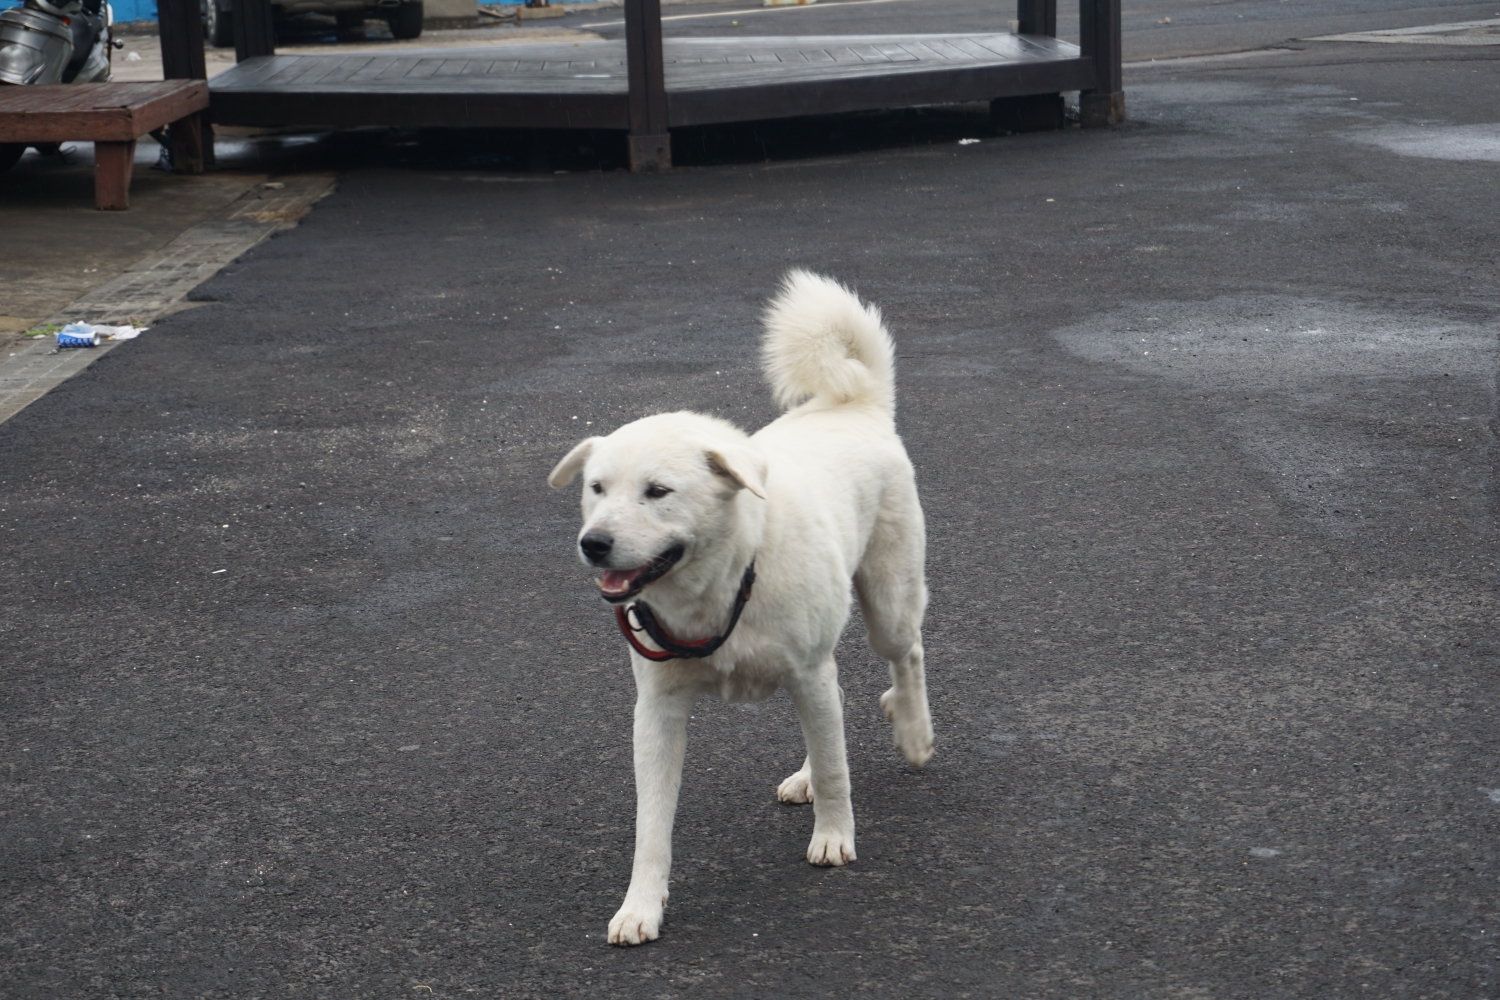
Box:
[762,269,896,414]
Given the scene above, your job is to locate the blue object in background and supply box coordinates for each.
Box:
[0,0,157,20]
[113,0,159,20]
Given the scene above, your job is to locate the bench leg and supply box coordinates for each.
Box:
[169,112,205,175]
[94,139,136,210]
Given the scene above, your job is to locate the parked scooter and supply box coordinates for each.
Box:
[0,0,116,172]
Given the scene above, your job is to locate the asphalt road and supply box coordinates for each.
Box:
[2,13,1498,1000]
[572,0,1500,59]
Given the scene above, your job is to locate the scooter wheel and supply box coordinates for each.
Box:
[206,0,234,47]
[387,0,422,39]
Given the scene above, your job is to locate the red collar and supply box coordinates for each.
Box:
[614,562,756,661]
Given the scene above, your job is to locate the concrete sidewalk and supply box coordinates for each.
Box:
[0,174,336,422]
[1,8,1497,1000]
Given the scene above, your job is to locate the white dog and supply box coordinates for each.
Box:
[548,270,933,946]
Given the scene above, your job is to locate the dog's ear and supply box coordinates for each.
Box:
[706,447,767,499]
[548,437,601,488]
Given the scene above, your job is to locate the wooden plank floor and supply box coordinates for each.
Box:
[209,33,1090,130]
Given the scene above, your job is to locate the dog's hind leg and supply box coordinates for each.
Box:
[787,659,856,865]
[609,667,695,946]
[855,485,934,768]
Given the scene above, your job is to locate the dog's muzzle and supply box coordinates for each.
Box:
[595,544,685,604]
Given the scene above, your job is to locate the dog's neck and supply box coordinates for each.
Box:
[637,493,764,641]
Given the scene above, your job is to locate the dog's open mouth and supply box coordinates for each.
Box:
[596,544,685,604]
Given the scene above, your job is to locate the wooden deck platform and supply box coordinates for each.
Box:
[209,32,1091,131]
[170,0,1120,170]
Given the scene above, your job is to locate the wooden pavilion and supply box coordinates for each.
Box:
[154,0,1122,171]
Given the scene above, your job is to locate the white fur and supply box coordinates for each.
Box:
[762,268,895,413]
[549,270,933,946]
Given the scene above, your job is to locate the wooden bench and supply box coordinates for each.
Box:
[0,80,209,210]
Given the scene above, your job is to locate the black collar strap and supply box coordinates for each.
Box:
[614,561,756,661]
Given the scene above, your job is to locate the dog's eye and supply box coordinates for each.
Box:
[591,482,603,495]
[645,484,673,499]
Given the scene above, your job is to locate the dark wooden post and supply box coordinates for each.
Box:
[157,0,206,80]
[624,0,669,172]
[995,0,1061,131]
[235,0,277,63]
[155,0,209,171]
[1079,0,1123,126]
[1015,0,1055,37]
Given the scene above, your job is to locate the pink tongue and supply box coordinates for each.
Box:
[599,568,641,595]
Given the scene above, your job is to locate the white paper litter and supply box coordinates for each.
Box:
[100,325,146,340]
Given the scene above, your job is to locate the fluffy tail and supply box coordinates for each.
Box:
[761,269,896,414]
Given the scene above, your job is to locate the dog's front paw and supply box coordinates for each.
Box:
[777,766,813,804]
[881,686,934,768]
[806,827,856,866]
[608,899,664,946]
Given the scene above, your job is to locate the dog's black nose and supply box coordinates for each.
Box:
[580,532,614,565]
